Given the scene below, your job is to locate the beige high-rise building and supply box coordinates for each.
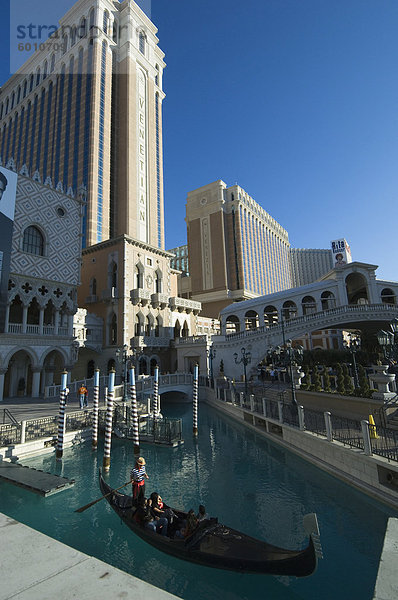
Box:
[0,0,201,377]
[0,0,165,250]
[186,180,292,318]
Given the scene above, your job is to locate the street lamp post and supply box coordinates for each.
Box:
[234,347,251,396]
[343,333,360,389]
[206,346,216,382]
[377,329,395,361]
[285,339,304,406]
[116,344,129,402]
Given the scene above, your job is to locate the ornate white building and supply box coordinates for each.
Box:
[0,164,84,400]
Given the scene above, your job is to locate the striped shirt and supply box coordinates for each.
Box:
[130,465,146,482]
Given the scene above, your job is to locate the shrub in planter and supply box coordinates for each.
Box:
[322,368,332,393]
[342,364,354,395]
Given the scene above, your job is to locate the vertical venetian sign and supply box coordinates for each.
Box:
[201,217,213,289]
[137,68,147,243]
[0,167,17,332]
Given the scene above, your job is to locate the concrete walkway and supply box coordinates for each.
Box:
[0,395,91,422]
[1,513,179,600]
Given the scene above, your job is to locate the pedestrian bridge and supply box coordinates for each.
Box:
[214,262,398,378]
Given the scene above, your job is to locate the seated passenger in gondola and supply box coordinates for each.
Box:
[150,492,175,525]
[197,505,208,522]
[174,509,198,539]
[133,497,168,536]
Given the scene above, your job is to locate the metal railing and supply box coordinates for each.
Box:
[203,379,398,463]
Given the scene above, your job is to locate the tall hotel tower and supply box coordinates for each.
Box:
[0,0,201,375]
[186,180,292,318]
[0,0,165,249]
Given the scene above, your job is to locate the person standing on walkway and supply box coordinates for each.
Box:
[78,385,88,409]
[130,456,149,503]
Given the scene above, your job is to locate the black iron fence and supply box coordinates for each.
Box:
[204,379,398,464]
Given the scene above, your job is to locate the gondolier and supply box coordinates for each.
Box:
[130,456,149,502]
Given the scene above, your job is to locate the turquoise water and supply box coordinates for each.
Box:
[1,402,396,600]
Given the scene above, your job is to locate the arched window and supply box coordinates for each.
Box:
[225,315,240,334]
[110,313,117,345]
[9,295,23,323]
[29,74,34,92]
[381,288,396,305]
[155,64,159,86]
[155,269,162,293]
[103,10,109,34]
[23,226,44,256]
[23,80,27,98]
[44,300,55,325]
[17,86,21,103]
[112,19,118,42]
[174,319,181,338]
[264,305,278,326]
[282,300,297,320]
[155,316,161,337]
[89,7,95,30]
[301,296,317,315]
[27,298,40,325]
[245,310,259,330]
[182,321,189,337]
[135,263,144,289]
[35,68,41,86]
[139,30,146,54]
[50,54,55,73]
[62,35,68,54]
[108,261,117,289]
[70,27,76,46]
[89,278,97,297]
[0,103,3,120]
[135,314,143,336]
[43,60,48,79]
[145,315,151,336]
[79,17,87,38]
[321,291,336,310]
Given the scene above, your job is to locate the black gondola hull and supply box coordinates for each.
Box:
[99,473,319,577]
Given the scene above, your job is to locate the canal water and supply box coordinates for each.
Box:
[0,402,396,600]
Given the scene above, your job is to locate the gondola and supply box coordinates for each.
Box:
[99,472,322,577]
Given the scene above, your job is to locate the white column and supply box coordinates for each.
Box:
[39,307,44,335]
[4,304,10,333]
[0,371,5,402]
[31,369,41,398]
[22,305,28,333]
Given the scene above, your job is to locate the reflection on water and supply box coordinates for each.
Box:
[0,402,396,600]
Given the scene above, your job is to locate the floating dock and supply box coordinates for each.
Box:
[0,461,75,496]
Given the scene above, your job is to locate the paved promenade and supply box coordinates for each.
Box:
[1,513,179,600]
[0,394,91,422]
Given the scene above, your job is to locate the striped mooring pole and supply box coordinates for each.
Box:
[103,369,115,472]
[56,371,68,460]
[152,366,159,417]
[129,366,140,456]
[193,363,199,436]
[92,368,100,450]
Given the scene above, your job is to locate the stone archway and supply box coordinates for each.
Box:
[42,349,66,389]
[3,350,34,398]
[345,273,369,305]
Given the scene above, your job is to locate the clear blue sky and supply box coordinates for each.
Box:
[1,0,397,280]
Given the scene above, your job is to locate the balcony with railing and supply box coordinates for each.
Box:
[169,296,201,314]
[102,287,118,302]
[7,323,70,337]
[131,334,171,348]
[130,288,151,306]
[151,293,169,309]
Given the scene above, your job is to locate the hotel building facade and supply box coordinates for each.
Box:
[185,180,292,318]
[0,0,201,382]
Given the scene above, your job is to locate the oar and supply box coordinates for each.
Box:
[75,480,131,513]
